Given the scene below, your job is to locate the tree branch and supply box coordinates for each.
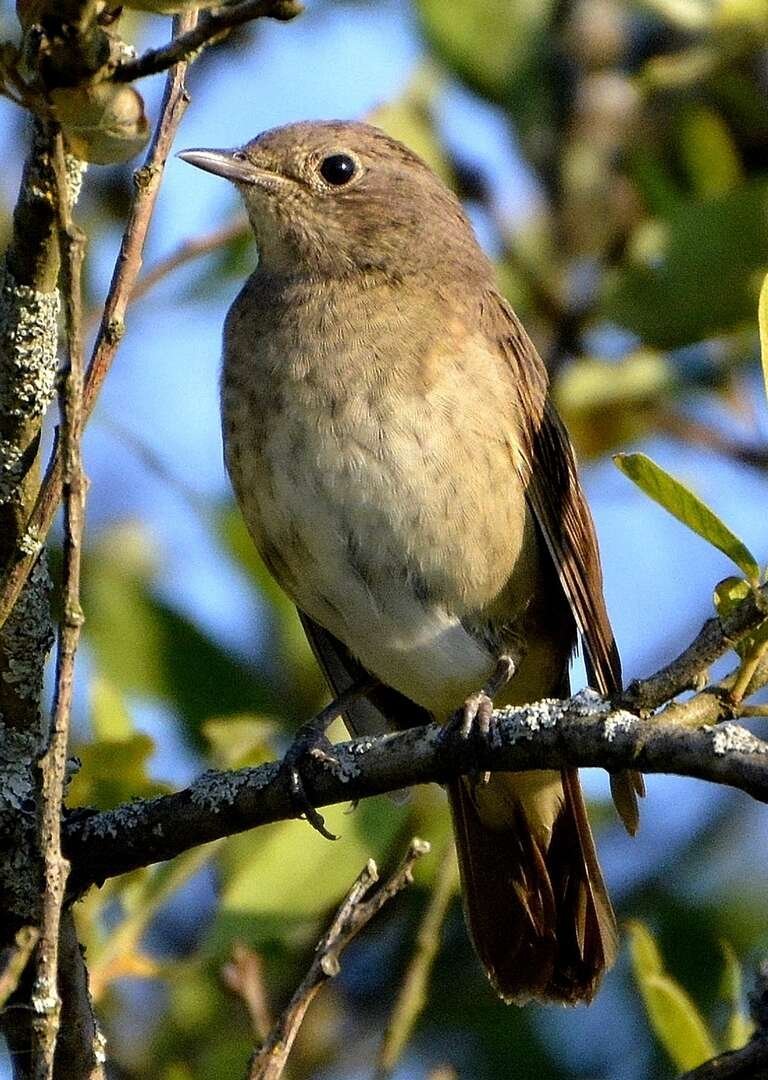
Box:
[0,12,197,638]
[30,127,87,1080]
[246,839,430,1080]
[62,689,768,898]
[112,0,303,84]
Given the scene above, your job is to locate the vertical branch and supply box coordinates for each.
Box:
[31,128,87,1079]
[375,843,458,1079]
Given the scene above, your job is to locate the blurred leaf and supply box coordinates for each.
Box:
[628,921,718,1070]
[614,452,760,583]
[680,106,742,198]
[369,67,451,182]
[758,268,768,406]
[720,941,755,1051]
[637,0,712,29]
[217,505,325,717]
[69,732,167,809]
[90,674,134,741]
[555,351,674,457]
[208,791,404,952]
[416,0,556,145]
[202,714,279,769]
[601,181,768,348]
[82,522,277,743]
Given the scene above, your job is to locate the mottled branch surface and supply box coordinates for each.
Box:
[63,690,768,897]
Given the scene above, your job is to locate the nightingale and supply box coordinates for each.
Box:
[180,121,644,1005]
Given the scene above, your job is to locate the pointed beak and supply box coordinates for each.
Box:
[178,148,259,185]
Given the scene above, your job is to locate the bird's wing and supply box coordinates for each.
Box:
[487,291,644,832]
[298,610,431,738]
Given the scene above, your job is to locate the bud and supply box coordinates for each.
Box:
[50,82,150,165]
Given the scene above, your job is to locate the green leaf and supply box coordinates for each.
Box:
[758,269,768,406]
[680,106,742,198]
[601,180,768,348]
[627,919,664,979]
[614,453,760,584]
[627,922,717,1071]
[720,941,755,1052]
[82,522,277,744]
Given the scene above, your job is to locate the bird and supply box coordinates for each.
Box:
[180,121,643,1005]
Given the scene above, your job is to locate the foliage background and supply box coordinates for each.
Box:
[2,0,768,1076]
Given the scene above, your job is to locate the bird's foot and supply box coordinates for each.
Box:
[281,719,340,841]
[280,677,375,841]
[445,655,518,782]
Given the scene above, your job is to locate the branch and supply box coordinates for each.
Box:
[246,839,430,1080]
[0,12,197,637]
[30,127,87,1079]
[375,842,458,1079]
[620,581,768,713]
[62,690,768,897]
[112,0,303,83]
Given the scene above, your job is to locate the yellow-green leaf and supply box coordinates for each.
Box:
[627,919,663,979]
[628,922,717,1070]
[641,975,718,1069]
[720,942,755,1052]
[759,269,768,407]
[614,453,760,584]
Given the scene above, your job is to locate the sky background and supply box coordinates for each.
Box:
[0,1,766,1077]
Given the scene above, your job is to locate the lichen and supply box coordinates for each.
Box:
[0,437,24,505]
[0,556,54,704]
[0,724,38,815]
[711,722,768,756]
[0,264,59,422]
[603,711,638,742]
[189,765,272,811]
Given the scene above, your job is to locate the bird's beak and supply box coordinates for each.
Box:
[178,148,261,185]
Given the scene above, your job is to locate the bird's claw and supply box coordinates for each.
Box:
[281,725,339,841]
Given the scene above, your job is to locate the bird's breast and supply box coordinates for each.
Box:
[221,274,545,713]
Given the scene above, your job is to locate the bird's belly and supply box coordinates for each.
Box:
[223,353,534,716]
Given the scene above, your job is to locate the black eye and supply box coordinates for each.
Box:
[319,153,357,186]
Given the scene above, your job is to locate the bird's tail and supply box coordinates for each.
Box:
[448,767,617,1004]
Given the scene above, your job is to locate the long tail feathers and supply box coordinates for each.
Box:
[449,768,617,1005]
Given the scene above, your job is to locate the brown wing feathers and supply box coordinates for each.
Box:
[491,293,644,834]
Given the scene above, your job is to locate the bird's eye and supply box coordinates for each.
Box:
[319,153,357,186]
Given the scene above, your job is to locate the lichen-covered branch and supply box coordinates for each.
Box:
[247,839,430,1080]
[62,688,768,897]
[112,0,303,84]
[30,128,87,1080]
[0,15,198,639]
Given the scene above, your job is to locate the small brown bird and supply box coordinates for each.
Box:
[180,122,643,1005]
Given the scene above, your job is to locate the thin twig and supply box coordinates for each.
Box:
[222,944,274,1044]
[620,583,768,713]
[31,128,87,1080]
[0,927,40,1010]
[130,216,248,307]
[113,0,303,83]
[375,842,458,1079]
[0,11,199,636]
[247,839,431,1080]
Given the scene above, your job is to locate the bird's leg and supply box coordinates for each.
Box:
[281,676,378,840]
